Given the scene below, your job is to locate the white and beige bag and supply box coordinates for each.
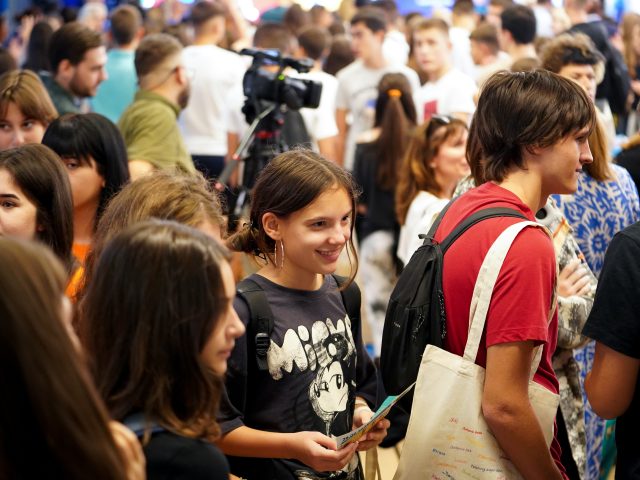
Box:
[394,221,560,480]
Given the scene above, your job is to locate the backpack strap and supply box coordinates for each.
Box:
[122,412,166,438]
[420,197,460,244]
[440,207,528,252]
[237,278,274,372]
[332,274,361,324]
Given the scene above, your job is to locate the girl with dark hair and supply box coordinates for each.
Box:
[353,72,416,355]
[0,144,74,274]
[0,237,143,480]
[42,112,130,265]
[222,150,386,480]
[0,69,58,150]
[395,115,469,264]
[80,220,244,479]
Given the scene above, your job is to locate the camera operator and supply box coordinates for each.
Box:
[180,1,247,182]
[291,26,339,161]
[227,22,312,174]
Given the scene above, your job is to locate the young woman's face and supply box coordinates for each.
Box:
[200,261,245,375]
[60,156,105,211]
[273,186,353,284]
[431,130,470,190]
[0,102,47,151]
[0,168,38,240]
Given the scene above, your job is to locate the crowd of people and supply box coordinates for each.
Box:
[1,0,640,478]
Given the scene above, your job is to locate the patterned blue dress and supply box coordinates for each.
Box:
[552,164,640,479]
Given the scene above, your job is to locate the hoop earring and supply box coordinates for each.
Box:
[276,240,285,269]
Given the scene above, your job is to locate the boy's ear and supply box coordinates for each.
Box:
[262,212,282,240]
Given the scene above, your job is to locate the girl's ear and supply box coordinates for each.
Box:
[262,212,282,240]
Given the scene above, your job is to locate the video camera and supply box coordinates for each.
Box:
[240,48,323,123]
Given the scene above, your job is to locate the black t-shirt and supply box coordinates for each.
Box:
[219,274,377,480]
[583,222,640,479]
[616,146,640,195]
[144,431,230,480]
[352,141,398,239]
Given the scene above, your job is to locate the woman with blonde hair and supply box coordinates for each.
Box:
[79,170,225,299]
[0,69,57,150]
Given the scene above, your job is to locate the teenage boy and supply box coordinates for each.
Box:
[469,22,511,86]
[92,5,144,123]
[180,0,246,180]
[412,18,477,123]
[335,6,419,170]
[500,5,538,64]
[433,70,595,478]
[294,26,339,161]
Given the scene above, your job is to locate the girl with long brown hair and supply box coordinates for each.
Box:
[80,220,244,479]
[0,237,142,480]
[353,71,416,355]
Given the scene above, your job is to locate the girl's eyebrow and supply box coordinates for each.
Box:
[0,193,19,199]
[306,210,352,222]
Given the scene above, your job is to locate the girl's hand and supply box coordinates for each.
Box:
[558,259,591,297]
[109,421,146,480]
[290,431,358,472]
[352,409,390,451]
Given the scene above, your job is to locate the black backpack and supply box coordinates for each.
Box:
[237,274,361,372]
[380,199,526,402]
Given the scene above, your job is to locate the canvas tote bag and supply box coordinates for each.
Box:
[393,221,560,480]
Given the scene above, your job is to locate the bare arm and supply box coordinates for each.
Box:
[217,426,358,472]
[317,136,338,162]
[585,342,640,419]
[335,109,348,167]
[128,160,155,181]
[482,342,563,480]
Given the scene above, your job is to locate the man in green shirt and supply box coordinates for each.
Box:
[118,33,196,179]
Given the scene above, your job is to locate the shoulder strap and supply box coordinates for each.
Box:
[122,412,166,438]
[440,207,528,252]
[237,278,273,372]
[421,196,459,244]
[332,274,361,324]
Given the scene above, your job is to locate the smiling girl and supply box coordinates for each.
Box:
[221,150,387,480]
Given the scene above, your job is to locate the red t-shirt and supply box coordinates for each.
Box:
[434,182,564,472]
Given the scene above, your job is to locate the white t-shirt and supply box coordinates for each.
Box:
[449,26,476,79]
[414,68,477,123]
[397,190,449,265]
[383,30,410,68]
[293,69,339,145]
[179,45,247,156]
[336,60,420,170]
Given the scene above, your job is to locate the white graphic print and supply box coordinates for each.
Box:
[267,315,357,436]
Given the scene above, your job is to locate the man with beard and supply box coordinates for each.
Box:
[41,22,107,116]
[118,33,196,180]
